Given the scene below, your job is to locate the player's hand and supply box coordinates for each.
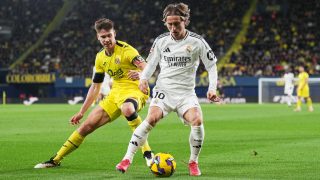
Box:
[207,90,220,102]
[128,70,140,80]
[70,112,84,125]
[139,79,149,95]
[98,93,104,101]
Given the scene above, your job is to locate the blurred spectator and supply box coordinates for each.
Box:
[0,0,63,68]
[221,0,320,76]
[3,0,249,78]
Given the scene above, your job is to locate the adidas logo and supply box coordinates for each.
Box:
[130,141,138,146]
[163,47,171,53]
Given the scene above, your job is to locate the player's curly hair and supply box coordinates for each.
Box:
[163,3,190,26]
[94,18,114,32]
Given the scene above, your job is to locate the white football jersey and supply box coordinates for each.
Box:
[284,72,294,88]
[141,30,217,93]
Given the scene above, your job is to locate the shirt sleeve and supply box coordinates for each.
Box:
[199,38,218,92]
[140,39,161,80]
[94,54,104,73]
[124,45,140,64]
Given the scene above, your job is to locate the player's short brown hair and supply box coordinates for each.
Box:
[94,18,114,32]
[163,3,190,26]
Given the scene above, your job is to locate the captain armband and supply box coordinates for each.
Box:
[92,72,105,83]
[132,55,146,66]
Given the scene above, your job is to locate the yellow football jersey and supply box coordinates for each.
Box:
[298,72,309,89]
[94,41,141,90]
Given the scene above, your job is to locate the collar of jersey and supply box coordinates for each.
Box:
[104,45,117,57]
[170,30,189,42]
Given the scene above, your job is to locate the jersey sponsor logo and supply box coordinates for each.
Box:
[207,50,215,61]
[107,68,124,79]
[164,56,191,67]
[163,47,171,53]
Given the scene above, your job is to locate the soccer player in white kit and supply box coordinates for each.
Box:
[116,3,219,176]
[283,69,294,106]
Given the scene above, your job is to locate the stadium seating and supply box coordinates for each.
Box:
[0,0,63,69]
[3,0,249,77]
[2,0,319,78]
[220,0,320,76]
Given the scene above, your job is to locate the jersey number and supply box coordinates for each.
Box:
[154,92,165,99]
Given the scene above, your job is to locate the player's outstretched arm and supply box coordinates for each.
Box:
[70,83,102,125]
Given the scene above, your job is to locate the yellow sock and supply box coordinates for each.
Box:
[128,116,152,153]
[53,130,84,163]
[307,97,313,108]
[296,98,302,109]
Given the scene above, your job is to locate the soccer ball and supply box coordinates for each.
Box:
[150,153,176,177]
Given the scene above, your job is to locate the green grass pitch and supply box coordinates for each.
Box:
[0,104,319,179]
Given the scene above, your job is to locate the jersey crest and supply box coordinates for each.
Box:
[186,45,193,53]
[115,56,121,64]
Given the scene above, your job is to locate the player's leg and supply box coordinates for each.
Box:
[285,86,294,106]
[55,106,110,161]
[295,88,303,111]
[34,106,111,168]
[286,91,293,107]
[287,94,292,106]
[183,107,204,176]
[176,94,203,176]
[306,97,313,112]
[121,98,153,166]
[116,106,163,173]
[295,95,302,112]
[304,89,314,112]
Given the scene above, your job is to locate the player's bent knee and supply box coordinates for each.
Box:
[122,99,138,117]
[146,116,161,126]
[146,106,163,126]
[190,116,203,126]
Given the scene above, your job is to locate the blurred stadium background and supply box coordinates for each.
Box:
[1,0,320,179]
[1,0,319,104]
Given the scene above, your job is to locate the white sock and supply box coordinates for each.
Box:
[123,120,153,162]
[189,124,204,163]
[287,95,292,106]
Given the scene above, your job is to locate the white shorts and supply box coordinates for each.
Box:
[284,85,294,95]
[149,87,201,125]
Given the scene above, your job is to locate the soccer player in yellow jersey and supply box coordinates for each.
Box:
[294,66,314,112]
[34,18,154,168]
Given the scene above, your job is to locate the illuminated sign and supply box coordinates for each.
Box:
[6,74,56,83]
